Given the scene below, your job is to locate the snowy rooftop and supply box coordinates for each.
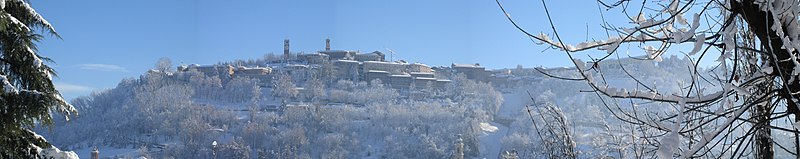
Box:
[390,74,412,77]
[493,74,514,78]
[367,70,390,73]
[302,53,329,56]
[410,72,434,75]
[357,51,384,56]
[363,61,404,65]
[236,66,270,70]
[284,64,309,68]
[320,50,359,53]
[414,77,437,80]
[409,63,429,67]
[452,63,484,68]
[333,59,360,63]
[187,64,218,68]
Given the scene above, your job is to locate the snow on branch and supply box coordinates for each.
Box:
[4,12,30,32]
[28,130,78,159]
[7,0,59,37]
[531,11,705,57]
[532,32,669,53]
[0,74,17,94]
[589,79,725,104]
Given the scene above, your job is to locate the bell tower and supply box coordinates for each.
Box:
[91,147,99,159]
[325,38,331,51]
[284,39,290,60]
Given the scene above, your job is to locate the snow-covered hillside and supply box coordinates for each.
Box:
[34,55,709,158]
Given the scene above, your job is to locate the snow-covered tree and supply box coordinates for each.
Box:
[224,77,260,104]
[320,60,338,84]
[274,72,298,100]
[189,71,223,99]
[216,138,251,159]
[496,0,800,158]
[176,114,210,158]
[0,0,76,158]
[304,75,325,102]
[154,57,173,73]
[264,53,279,63]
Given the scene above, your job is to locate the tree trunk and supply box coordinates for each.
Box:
[731,0,800,157]
[733,0,800,111]
[754,100,774,159]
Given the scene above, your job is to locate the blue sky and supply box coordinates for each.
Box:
[31,0,648,99]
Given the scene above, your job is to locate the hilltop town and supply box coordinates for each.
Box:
[171,38,693,106]
[182,39,489,87]
[38,38,697,158]
[173,39,528,107]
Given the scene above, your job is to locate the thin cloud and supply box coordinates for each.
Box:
[78,63,129,72]
[54,82,93,93]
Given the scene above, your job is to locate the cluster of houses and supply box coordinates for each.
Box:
[176,39,497,91]
[172,38,601,97]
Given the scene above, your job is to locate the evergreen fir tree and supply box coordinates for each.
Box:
[0,0,76,158]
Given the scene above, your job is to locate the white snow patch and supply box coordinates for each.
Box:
[689,34,705,55]
[480,122,499,133]
[0,75,17,94]
[38,146,79,159]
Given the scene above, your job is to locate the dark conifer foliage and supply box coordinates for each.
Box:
[0,0,75,158]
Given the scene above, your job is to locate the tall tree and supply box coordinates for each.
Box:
[305,75,325,102]
[155,57,173,73]
[497,0,800,158]
[274,72,298,100]
[0,0,76,158]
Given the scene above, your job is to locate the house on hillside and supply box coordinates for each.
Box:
[452,63,490,82]
[179,64,235,76]
[333,60,361,82]
[413,77,437,89]
[363,61,405,75]
[388,74,413,89]
[320,50,358,60]
[410,72,435,78]
[354,51,386,62]
[233,66,272,87]
[407,63,433,73]
[298,53,330,65]
[365,70,390,84]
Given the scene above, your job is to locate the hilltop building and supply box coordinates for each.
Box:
[333,59,361,82]
[354,51,386,62]
[233,66,272,87]
[363,61,405,75]
[179,64,235,76]
[326,38,331,51]
[298,53,330,65]
[408,63,433,73]
[452,63,490,82]
[320,50,358,60]
[284,39,290,61]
